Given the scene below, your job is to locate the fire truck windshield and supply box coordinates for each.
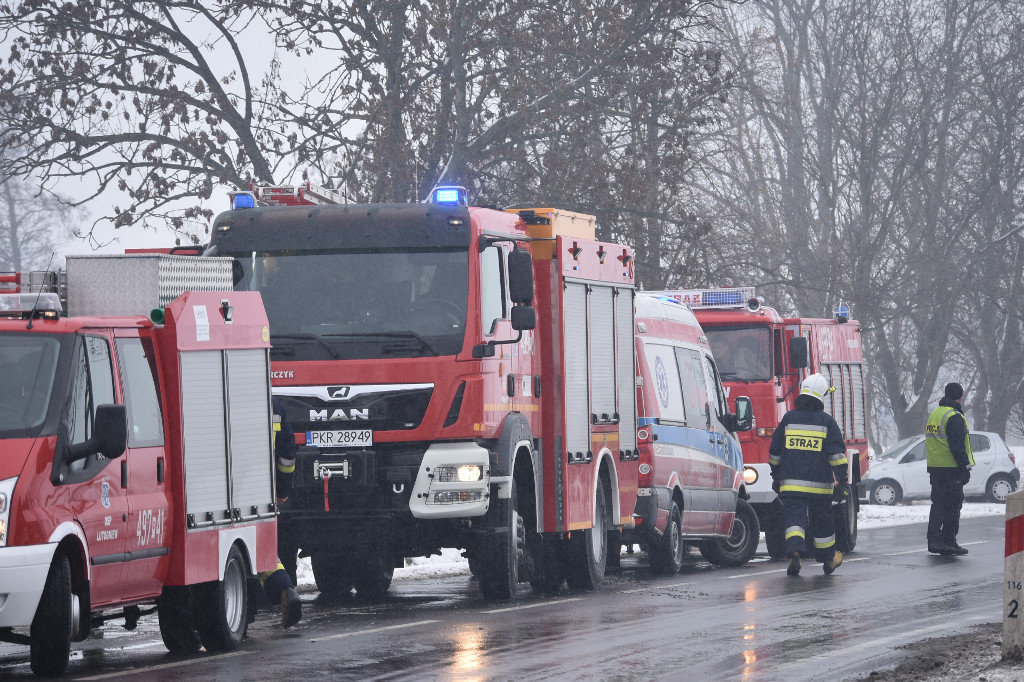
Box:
[703,326,772,382]
[230,248,469,359]
[0,332,61,437]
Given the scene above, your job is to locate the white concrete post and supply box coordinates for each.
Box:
[1003,489,1024,658]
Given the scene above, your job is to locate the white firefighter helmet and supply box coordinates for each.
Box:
[799,373,835,404]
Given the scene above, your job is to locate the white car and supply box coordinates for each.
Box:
[864,431,1020,505]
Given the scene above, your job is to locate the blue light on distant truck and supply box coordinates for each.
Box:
[230,191,257,210]
[428,186,468,206]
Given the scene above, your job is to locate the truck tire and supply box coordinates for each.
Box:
[196,545,247,652]
[478,480,523,600]
[565,482,608,591]
[835,483,858,553]
[311,552,353,598]
[528,534,566,593]
[762,501,786,560]
[700,499,760,567]
[351,554,394,602]
[650,502,684,574]
[158,585,201,654]
[30,552,74,676]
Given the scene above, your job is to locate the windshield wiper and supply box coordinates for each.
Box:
[271,333,341,359]
[323,332,442,357]
[718,372,749,384]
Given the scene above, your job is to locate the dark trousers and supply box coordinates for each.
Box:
[781,494,837,563]
[928,471,964,545]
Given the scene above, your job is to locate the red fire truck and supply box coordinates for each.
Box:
[649,287,869,559]
[0,256,278,675]
[206,184,638,599]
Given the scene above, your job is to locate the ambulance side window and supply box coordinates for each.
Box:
[66,336,115,474]
[116,338,165,448]
[480,245,507,336]
[703,354,729,425]
[675,348,707,424]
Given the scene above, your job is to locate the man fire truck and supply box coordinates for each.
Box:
[204,183,638,600]
[649,288,868,559]
[0,256,278,675]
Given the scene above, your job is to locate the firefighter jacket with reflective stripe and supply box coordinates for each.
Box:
[273,398,297,497]
[769,404,847,496]
[926,402,974,470]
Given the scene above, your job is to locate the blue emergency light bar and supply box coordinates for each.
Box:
[230,192,257,210]
[647,287,758,310]
[428,186,468,206]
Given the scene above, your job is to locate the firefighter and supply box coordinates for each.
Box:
[256,398,303,627]
[769,373,848,576]
[925,382,974,556]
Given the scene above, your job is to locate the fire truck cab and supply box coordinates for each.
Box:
[0,257,278,675]
[207,184,637,600]
[650,288,868,560]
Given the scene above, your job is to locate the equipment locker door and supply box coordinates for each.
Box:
[114,333,172,600]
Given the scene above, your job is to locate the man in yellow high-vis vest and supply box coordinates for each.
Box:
[925,382,975,556]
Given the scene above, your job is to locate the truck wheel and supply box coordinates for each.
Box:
[700,499,760,567]
[30,552,75,676]
[762,501,786,560]
[158,585,201,654]
[650,502,684,574]
[311,553,353,598]
[528,534,566,593]
[478,480,524,600]
[196,545,247,652]
[835,483,858,553]
[565,482,608,591]
[987,474,1016,503]
[352,554,394,602]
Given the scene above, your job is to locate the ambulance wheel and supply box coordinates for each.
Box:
[565,482,608,591]
[650,502,684,574]
[30,552,75,676]
[197,545,247,652]
[763,502,786,560]
[311,553,353,598]
[158,586,201,654]
[478,479,523,600]
[700,499,760,567]
[352,554,394,601]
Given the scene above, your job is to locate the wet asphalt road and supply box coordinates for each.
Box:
[0,515,1005,681]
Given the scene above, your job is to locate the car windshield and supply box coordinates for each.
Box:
[0,332,61,437]
[876,436,920,461]
[229,248,469,360]
[702,325,772,382]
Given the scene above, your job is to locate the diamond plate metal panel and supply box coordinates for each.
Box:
[66,254,233,317]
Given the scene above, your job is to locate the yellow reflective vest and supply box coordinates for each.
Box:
[925,406,975,468]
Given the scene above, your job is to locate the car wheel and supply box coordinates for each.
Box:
[30,552,76,676]
[870,480,902,506]
[699,499,761,567]
[987,474,1016,503]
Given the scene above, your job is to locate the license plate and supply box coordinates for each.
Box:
[306,429,373,447]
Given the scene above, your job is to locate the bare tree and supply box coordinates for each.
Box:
[0,174,77,271]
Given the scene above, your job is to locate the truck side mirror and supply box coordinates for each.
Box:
[67,404,128,462]
[510,305,536,331]
[508,247,534,305]
[789,337,808,369]
[733,396,754,432]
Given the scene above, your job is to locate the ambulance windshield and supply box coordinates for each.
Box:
[230,247,469,359]
[703,326,773,382]
[0,333,60,437]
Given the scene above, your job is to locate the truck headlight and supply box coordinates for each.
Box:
[743,467,759,485]
[435,465,484,482]
[0,477,16,547]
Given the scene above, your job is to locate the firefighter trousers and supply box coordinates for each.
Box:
[781,494,837,563]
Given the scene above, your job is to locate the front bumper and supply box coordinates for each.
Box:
[0,543,57,628]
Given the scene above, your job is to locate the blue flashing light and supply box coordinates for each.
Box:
[231,192,257,210]
[703,289,744,306]
[429,186,468,206]
[834,303,850,323]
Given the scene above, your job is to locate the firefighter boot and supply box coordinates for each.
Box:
[823,551,843,575]
[949,542,969,556]
[787,551,801,576]
[928,540,956,555]
[281,586,302,628]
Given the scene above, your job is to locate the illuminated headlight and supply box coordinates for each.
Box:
[757,427,775,437]
[432,491,487,505]
[0,477,16,547]
[435,465,483,482]
[743,467,759,485]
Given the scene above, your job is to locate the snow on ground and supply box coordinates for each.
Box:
[294,501,1011,589]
